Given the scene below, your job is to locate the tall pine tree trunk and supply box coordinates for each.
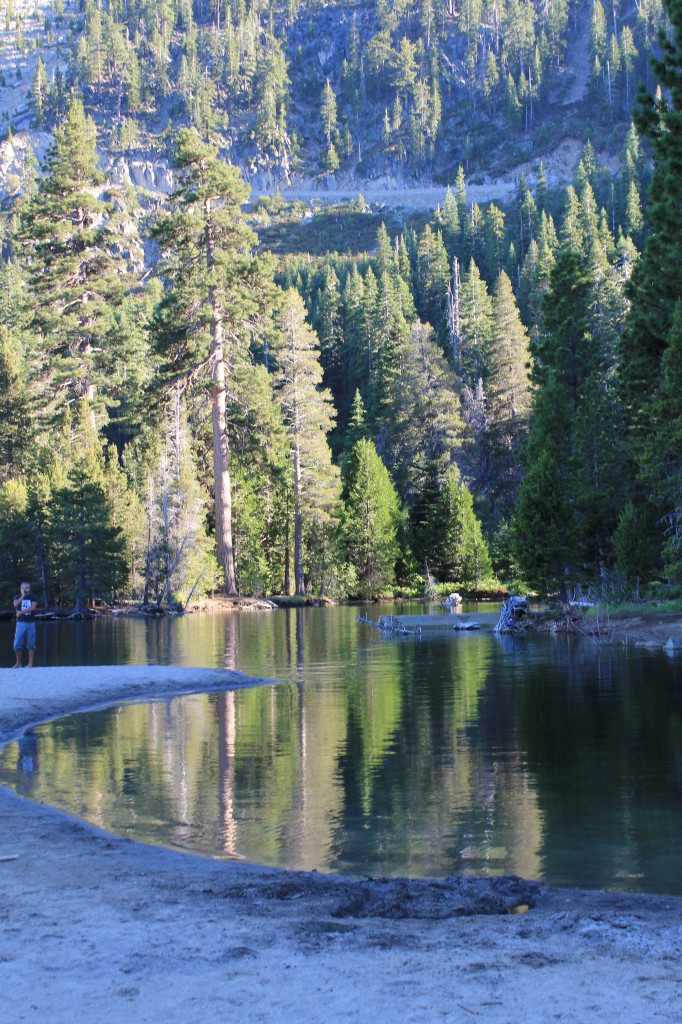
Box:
[293,437,304,596]
[210,307,237,595]
[73,560,86,616]
[206,200,237,595]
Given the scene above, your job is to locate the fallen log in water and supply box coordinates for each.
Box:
[358,613,497,634]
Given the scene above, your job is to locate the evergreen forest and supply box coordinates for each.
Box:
[1,0,682,610]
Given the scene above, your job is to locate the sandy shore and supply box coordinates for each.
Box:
[2,665,682,1023]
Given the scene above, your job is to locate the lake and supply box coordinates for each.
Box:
[1,604,682,893]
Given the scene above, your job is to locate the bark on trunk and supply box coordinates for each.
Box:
[73,566,86,616]
[211,313,237,595]
[205,197,237,595]
[283,501,291,596]
[293,439,304,597]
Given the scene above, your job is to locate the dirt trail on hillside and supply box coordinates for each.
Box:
[263,180,517,212]
[255,137,586,213]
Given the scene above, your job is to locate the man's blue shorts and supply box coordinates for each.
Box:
[14,621,36,650]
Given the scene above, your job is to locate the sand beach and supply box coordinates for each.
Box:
[1,664,682,1023]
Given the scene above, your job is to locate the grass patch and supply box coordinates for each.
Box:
[254,200,403,256]
[584,598,682,617]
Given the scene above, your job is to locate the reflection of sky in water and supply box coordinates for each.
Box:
[2,606,682,893]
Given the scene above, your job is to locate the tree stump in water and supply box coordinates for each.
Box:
[494,595,529,633]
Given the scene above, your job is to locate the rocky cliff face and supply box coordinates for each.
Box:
[0,130,50,200]
[0,130,176,204]
[106,155,174,195]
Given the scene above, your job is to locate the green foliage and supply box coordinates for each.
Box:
[152,127,276,593]
[7,0,662,185]
[458,259,495,389]
[272,289,341,596]
[48,466,129,610]
[617,0,682,586]
[18,98,134,427]
[0,478,39,600]
[410,465,493,588]
[231,363,289,596]
[0,323,34,479]
[1,0,679,609]
[513,250,622,595]
[612,500,661,595]
[139,395,216,606]
[258,202,401,257]
[622,0,682,434]
[485,270,532,517]
[343,438,401,598]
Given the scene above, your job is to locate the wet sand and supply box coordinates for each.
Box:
[1,665,681,1023]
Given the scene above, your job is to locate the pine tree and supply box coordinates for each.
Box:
[314,264,345,426]
[459,259,495,390]
[624,180,644,243]
[515,173,536,257]
[486,271,532,516]
[32,55,47,125]
[483,203,506,279]
[411,464,492,586]
[638,301,682,579]
[0,478,38,599]
[46,419,129,612]
[379,321,462,506]
[343,438,400,597]
[0,259,34,477]
[620,24,638,109]
[341,389,370,490]
[272,290,340,597]
[48,466,128,612]
[560,185,584,254]
[514,250,620,595]
[483,49,500,111]
[437,186,460,256]
[455,472,494,588]
[416,225,450,343]
[342,264,366,404]
[85,2,105,86]
[612,500,661,595]
[141,392,215,606]
[590,0,608,81]
[454,164,467,227]
[621,0,682,450]
[357,266,380,418]
[254,33,289,162]
[0,326,33,479]
[152,127,275,595]
[366,267,403,426]
[18,98,131,431]
[227,357,289,595]
[579,181,601,262]
[320,78,338,146]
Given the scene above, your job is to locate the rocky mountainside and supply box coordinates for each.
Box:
[0,0,662,208]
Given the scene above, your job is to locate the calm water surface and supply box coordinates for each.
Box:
[2,604,682,893]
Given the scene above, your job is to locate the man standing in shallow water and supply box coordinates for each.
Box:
[13,582,37,668]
